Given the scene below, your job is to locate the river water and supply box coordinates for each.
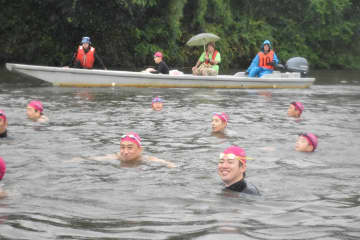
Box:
[0,69,359,239]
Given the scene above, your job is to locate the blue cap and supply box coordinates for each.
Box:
[81,37,91,44]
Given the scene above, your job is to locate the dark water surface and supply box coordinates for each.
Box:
[0,69,360,239]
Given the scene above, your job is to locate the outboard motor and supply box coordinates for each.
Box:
[286,57,309,76]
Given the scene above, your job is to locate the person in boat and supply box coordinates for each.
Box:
[144,52,169,74]
[152,97,164,111]
[66,36,107,70]
[192,42,221,76]
[288,101,304,118]
[246,40,279,77]
[218,146,260,194]
[296,133,318,152]
[26,100,49,123]
[86,132,176,168]
[212,112,228,137]
[0,110,8,138]
[0,156,7,199]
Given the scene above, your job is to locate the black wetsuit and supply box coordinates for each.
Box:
[226,179,260,195]
[150,61,169,74]
[69,47,106,69]
[0,130,7,138]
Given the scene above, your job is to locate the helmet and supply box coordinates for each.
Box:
[81,37,91,44]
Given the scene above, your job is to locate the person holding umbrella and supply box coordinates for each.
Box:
[192,42,221,76]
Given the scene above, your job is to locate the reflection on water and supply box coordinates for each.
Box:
[0,69,360,239]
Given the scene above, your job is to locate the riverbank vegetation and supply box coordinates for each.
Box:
[1,0,359,71]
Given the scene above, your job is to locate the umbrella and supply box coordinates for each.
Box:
[186,33,220,51]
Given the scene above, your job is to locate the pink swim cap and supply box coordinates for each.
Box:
[0,157,6,181]
[223,146,247,164]
[301,133,318,151]
[213,112,229,123]
[121,132,142,147]
[0,110,6,122]
[28,100,44,112]
[154,51,163,58]
[291,102,304,113]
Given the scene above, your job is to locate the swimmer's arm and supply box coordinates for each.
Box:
[146,156,176,168]
[70,153,118,162]
[0,189,7,199]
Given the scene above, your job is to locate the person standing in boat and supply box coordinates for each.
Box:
[192,42,221,76]
[0,110,8,138]
[66,36,107,70]
[144,52,169,74]
[246,40,279,77]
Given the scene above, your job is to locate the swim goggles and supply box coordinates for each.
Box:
[219,153,252,161]
[152,97,163,103]
[121,134,141,146]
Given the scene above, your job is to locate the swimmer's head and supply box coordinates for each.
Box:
[212,112,228,133]
[0,157,6,181]
[296,133,318,152]
[288,102,304,118]
[218,146,248,186]
[152,97,163,111]
[120,132,142,161]
[27,100,44,121]
[0,110,7,123]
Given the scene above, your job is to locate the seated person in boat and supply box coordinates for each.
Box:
[0,157,7,199]
[66,36,107,70]
[152,97,163,111]
[295,133,318,152]
[82,132,176,168]
[26,100,49,123]
[246,40,279,77]
[218,146,260,195]
[144,52,169,74]
[0,110,8,138]
[211,112,228,138]
[192,42,221,76]
[288,102,304,118]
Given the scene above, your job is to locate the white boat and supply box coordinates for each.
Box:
[5,63,315,89]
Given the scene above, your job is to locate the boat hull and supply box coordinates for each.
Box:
[6,63,315,89]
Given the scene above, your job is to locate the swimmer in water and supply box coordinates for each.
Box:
[0,110,8,138]
[211,112,228,137]
[288,101,304,118]
[88,132,176,168]
[218,146,260,195]
[27,100,49,123]
[152,97,163,111]
[295,133,318,152]
[0,157,7,199]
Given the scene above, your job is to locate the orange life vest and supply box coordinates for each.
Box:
[76,46,95,69]
[205,50,218,64]
[258,50,275,70]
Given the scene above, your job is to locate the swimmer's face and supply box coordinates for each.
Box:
[288,104,300,118]
[0,118,7,133]
[212,115,227,133]
[120,141,142,162]
[152,102,163,111]
[218,155,246,186]
[26,106,41,121]
[295,136,313,152]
